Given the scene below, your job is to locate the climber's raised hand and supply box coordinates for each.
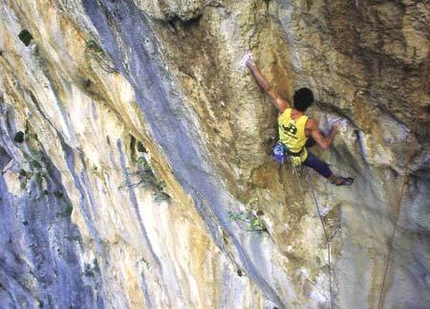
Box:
[245,54,255,69]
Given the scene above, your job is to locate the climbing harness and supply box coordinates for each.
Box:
[272,142,287,164]
[272,142,304,166]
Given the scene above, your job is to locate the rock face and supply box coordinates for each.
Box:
[0,0,428,308]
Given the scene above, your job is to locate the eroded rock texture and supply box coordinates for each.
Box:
[0,0,428,308]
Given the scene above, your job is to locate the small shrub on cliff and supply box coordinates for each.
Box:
[18,169,30,189]
[119,156,170,202]
[228,210,267,232]
[18,168,27,177]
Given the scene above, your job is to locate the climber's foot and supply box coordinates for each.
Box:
[333,176,354,186]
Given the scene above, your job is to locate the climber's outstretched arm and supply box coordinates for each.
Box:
[246,58,291,112]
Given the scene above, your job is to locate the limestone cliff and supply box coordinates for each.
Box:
[0,0,428,308]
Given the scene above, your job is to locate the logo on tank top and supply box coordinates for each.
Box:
[281,123,298,138]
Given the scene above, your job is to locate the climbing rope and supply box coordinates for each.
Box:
[305,171,335,309]
[289,160,335,309]
[376,112,422,309]
[377,40,427,308]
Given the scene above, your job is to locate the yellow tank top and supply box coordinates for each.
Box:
[278,108,309,164]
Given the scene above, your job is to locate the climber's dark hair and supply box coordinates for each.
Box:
[293,87,314,112]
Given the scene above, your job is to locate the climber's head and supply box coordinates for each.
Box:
[293,87,314,112]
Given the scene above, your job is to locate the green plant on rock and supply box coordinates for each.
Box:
[18,168,28,177]
[249,216,267,231]
[228,210,267,232]
[18,168,30,189]
[119,156,170,202]
[156,180,166,191]
[34,171,45,185]
[31,159,42,169]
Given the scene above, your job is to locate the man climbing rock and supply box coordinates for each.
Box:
[246,56,353,186]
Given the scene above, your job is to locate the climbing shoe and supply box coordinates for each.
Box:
[334,177,354,186]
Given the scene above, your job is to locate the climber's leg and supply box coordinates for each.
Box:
[303,153,354,186]
[302,152,332,178]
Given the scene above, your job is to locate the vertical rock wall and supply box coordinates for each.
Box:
[0,0,428,308]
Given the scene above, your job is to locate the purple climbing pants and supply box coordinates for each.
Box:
[302,138,333,178]
[302,153,333,178]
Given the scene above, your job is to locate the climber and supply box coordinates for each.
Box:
[246,56,353,186]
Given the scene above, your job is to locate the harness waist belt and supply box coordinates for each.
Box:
[283,144,304,157]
